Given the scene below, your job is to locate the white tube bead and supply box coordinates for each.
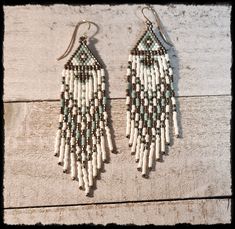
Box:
[101,68,105,77]
[54,129,61,156]
[70,152,76,180]
[97,70,101,85]
[135,135,141,162]
[73,78,78,99]
[101,135,106,162]
[85,80,89,107]
[93,71,97,92]
[60,84,65,93]
[173,111,179,137]
[105,126,113,152]
[77,80,81,107]
[96,143,102,169]
[171,97,176,105]
[58,137,65,164]
[92,151,97,178]
[77,161,83,189]
[63,143,69,172]
[148,142,155,169]
[65,71,70,85]
[142,148,148,176]
[69,72,74,93]
[128,54,132,62]
[126,68,131,76]
[137,142,144,170]
[155,135,160,160]
[88,160,93,187]
[144,66,148,91]
[129,119,135,146]
[82,167,90,196]
[165,53,170,62]
[126,96,130,105]
[126,111,131,137]
[88,77,93,100]
[62,69,66,77]
[161,127,165,153]
[131,128,138,154]
[165,119,170,144]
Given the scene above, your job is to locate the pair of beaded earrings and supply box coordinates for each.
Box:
[54,6,179,196]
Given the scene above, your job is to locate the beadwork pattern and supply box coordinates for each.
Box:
[126,22,179,177]
[54,36,113,196]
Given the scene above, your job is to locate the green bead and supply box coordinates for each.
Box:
[157,105,160,113]
[99,106,103,114]
[136,98,140,107]
[61,99,65,107]
[81,136,85,146]
[103,97,107,105]
[92,122,96,130]
[132,91,136,98]
[64,107,68,115]
[161,98,165,106]
[166,90,170,98]
[86,129,91,138]
[153,113,157,120]
[147,119,152,127]
[128,83,131,90]
[76,131,80,139]
[95,113,99,121]
[171,82,174,90]
[140,105,144,114]
[144,113,148,121]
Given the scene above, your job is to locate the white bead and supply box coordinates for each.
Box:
[93,71,97,92]
[96,143,102,169]
[60,84,65,92]
[126,96,130,105]
[166,105,170,112]
[128,54,132,62]
[148,142,155,168]
[97,70,101,85]
[70,153,76,180]
[92,151,97,177]
[131,128,138,153]
[126,111,131,137]
[155,135,160,160]
[54,129,61,156]
[88,160,93,187]
[171,97,176,105]
[82,167,90,195]
[126,68,131,76]
[169,67,173,76]
[77,161,83,188]
[58,137,65,164]
[62,69,66,77]
[101,82,105,91]
[165,119,170,144]
[63,144,70,171]
[161,127,165,152]
[129,120,135,145]
[135,135,141,162]
[101,68,105,77]
[137,143,144,170]
[173,111,179,136]
[101,135,106,162]
[142,148,148,176]
[105,126,113,151]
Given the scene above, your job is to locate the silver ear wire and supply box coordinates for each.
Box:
[141,6,173,47]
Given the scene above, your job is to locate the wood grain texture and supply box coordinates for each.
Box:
[4,199,231,225]
[4,96,231,208]
[3,4,231,101]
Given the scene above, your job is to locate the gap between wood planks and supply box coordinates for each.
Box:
[3,94,232,103]
[4,195,231,210]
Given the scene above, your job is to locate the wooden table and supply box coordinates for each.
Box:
[3,4,231,225]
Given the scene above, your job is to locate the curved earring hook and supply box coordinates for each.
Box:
[141,6,173,47]
[57,20,98,61]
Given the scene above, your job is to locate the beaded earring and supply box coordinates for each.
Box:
[126,6,179,177]
[54,20,113,196]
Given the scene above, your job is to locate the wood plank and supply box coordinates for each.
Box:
[4,96,231,208]
[3,5,231,101]
[4,199,231,225]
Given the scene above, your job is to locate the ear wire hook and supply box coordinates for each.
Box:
[141,6,173,47]
[57,20,92,61]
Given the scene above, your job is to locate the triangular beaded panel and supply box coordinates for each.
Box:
[134,28,162,51]
[67,42,102,68]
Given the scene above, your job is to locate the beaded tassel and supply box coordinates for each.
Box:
[54,36,113,196]
[126,21,179,177]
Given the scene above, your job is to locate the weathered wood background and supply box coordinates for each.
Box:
[3,4,231,225]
